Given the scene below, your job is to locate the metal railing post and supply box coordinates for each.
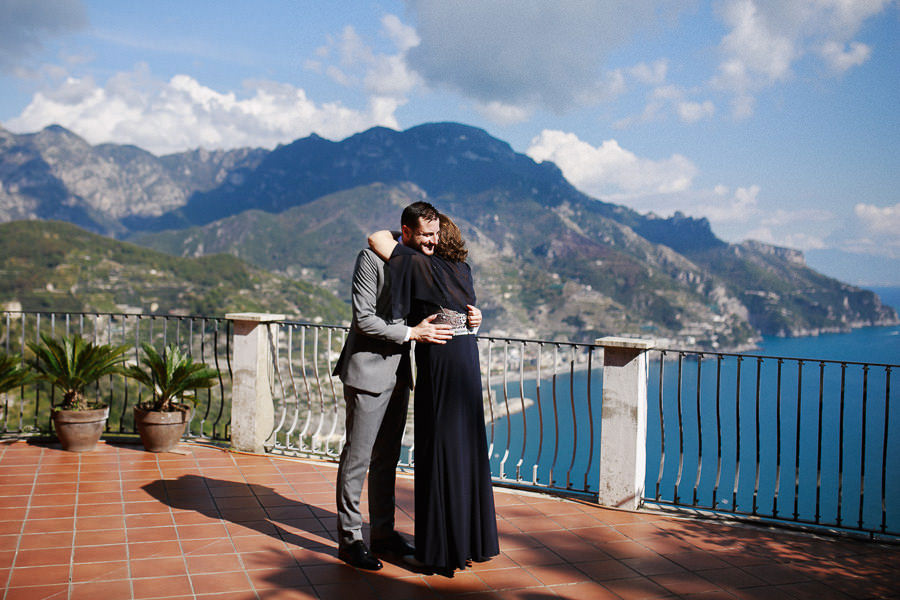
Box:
[226,312,284,453]
[596,336,655,510]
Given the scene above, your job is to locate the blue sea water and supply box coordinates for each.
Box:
[487,288,900,533]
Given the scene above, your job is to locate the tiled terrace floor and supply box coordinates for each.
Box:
[1,440,897,600]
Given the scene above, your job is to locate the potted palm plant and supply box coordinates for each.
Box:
[27,333,130,452]
[126,343,219,452]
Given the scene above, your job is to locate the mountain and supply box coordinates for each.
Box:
[0,220,349,323]
[1,122,896,346]
[0,124,264,236]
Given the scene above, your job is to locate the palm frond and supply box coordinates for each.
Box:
[0,352,36,394]
[27,333,130,410]
[127,343,220,412]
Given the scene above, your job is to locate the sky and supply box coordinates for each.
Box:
[1,0,898,285]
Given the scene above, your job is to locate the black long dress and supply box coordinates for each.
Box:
[390,244,499,573]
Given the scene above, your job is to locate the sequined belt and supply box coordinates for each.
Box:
[431,307,473,336]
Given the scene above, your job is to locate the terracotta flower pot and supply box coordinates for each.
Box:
[134,405,193,452]
[52,406,109,452]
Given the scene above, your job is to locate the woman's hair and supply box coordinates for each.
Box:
[436,213,468,262]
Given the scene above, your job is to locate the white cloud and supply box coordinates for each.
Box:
[701,185,761,222]
[820,40,871,72]
[847,202,900,258]
[314,16,421,101]
[474,101,532,125]
[744,227,828,250]
[855,202,900,235]
[711,0,892,116]
[628,60,668,85]
[4,65,401,154]
[616,84,715,128]
[381,14,420,52]
[404,0,673,112]
[527,129,697,198]
[677,100,715,123]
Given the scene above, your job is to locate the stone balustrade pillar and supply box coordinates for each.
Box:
[226,312,285,454]
[596,336,655,510]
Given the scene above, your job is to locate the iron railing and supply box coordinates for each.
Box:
[266,322,603,497]
[0,311,232,442]
[4,310,897,538]
[645,348,898,537]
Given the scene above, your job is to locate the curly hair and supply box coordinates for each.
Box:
[435,214,468,262]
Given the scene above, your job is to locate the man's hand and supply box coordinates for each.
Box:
[466,305,482,330]
[410,314,453,344]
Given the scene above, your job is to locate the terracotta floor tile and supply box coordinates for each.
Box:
[126,513,176,528]
[71,560,130,582]
[184,552,243,574]
[2,583,69,600]
[302,563,363,586]
[8,564,71,587]
[73,543,129,563]
[503,545,567,567]
[476,566,544,591]
[191,570,254,594]
[696,566,767,590]
[21,517,74,534]
[70,578,133,600]
[621,554,687,576]
[0,550,16,568]
[18,531,72,550]
[76,502,124,517]
[650,570,725,596]
[602,575,675,599]
[0,520,22,535]
[0,442,897,600]
[75,514,126,531]
[312,580,381,600]
[527,563,593,586]
[132,574,193,599]
[231,534,289,553]
[246,566,310,590]
[175,522,228,539]
[128,525,179,543]
[547,580,622,599]
[575,558,641,581]
[179,537,236,556]
[25,505,76,519]
[131,556,189,579]
[741,563,811,585]
[74,528,128,546]
[129,540,182,559]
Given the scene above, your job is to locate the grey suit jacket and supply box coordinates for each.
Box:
[333,248,412,395]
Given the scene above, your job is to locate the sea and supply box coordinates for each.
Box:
[486,286,900,533]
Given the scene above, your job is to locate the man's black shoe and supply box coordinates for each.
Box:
[370,531,416,557]
[338,541,383,570]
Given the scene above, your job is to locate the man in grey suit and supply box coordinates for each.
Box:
[333,201,453,570]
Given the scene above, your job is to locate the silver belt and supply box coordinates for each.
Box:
[432,308,473,336]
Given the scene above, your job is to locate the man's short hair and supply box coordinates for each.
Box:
[401,201,439,229]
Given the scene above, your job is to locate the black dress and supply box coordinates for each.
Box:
[390,244,500,573]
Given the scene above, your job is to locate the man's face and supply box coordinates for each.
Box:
[402,217,439,255]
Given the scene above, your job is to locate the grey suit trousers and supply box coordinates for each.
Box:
[335,382,409,547]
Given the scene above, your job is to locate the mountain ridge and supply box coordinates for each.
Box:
[1,122,896,347]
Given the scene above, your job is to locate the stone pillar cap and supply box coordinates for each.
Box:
[595,336,655,350]
[225,312,286,322]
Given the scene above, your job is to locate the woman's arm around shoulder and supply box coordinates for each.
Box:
[367,230,398,261]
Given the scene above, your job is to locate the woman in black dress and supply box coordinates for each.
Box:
[369,215,499,576]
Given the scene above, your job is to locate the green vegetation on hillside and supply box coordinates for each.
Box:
[0,220,349,323]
